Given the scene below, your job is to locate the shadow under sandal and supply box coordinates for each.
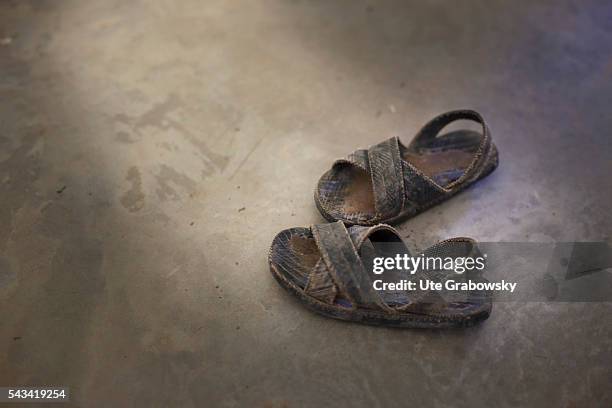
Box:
[269,221,492,328]
[315,109,499,226]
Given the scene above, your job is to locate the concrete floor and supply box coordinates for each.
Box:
[1,0,611,407]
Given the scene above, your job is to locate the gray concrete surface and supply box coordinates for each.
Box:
[1,1,611,407]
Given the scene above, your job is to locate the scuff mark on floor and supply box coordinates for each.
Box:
[113,94,230,174]
[120,166,145,212]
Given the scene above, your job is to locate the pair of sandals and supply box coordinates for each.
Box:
[268,110,499,328]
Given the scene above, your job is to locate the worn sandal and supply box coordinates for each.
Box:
[315,110,499,225]
[269,221,492,328]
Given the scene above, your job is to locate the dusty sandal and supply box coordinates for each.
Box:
[268,221,492,328]
[315,110,499,225]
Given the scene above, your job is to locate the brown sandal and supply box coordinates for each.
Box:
[315,110,499,226]
[269,221,492,328]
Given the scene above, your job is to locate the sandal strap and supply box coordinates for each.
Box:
[401,162,447,212]
[409,109,492,189]
[332,138,406,221]
[367,137,405,219]
[367,137,447,217]
[310,221,393,312]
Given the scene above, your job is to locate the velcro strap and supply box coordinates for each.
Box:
[367,137,405,219]
[311,222,391,311]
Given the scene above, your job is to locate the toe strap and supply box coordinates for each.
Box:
[310,221,394,312]
[367,137,406,219]
[332,136,406,220]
